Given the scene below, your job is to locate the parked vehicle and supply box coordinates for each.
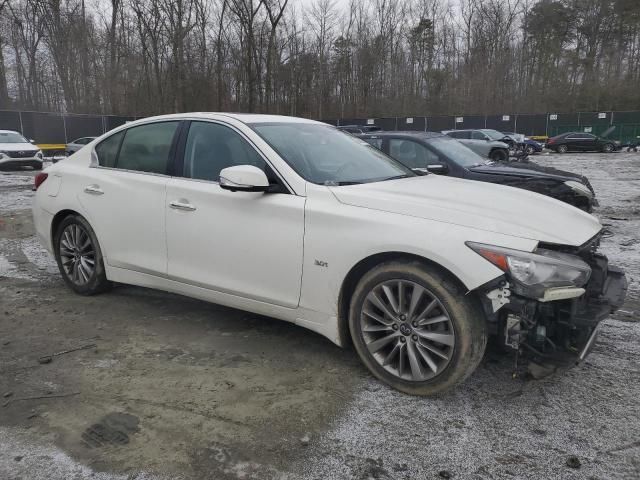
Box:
[33,113,626,395]
[66,137,97,156]
[502,132,544,155]
[546,132,618,153]
[0,130,43,170]
[358,132,597,212]
[442,129,510,161]
[338,125,383,134]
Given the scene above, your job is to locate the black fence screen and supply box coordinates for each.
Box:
[2,109,640,145]
[0,110,136,145]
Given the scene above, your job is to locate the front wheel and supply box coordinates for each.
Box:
[348,261,487,396]
[525,145,535,155]
[602,143,614,153]
[489,149,508,162]
[54,215,111,295]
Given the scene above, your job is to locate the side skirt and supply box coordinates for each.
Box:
[104,265,342,346]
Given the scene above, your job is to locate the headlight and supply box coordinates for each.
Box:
[0,151,7,158]
[564,180,593,199]
[36,150,43,159]
[466,242,591,298]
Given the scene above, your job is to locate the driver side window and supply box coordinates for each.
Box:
[183,121,266,182]
[389,139,439,168]
[471,131,488,140]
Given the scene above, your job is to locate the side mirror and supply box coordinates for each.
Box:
[219,165,269,192]
[412,168,430,176]
[30,139,35,143]
[426,164,448,174]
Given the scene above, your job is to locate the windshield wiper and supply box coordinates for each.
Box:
[378,174,412,182]
[324,180,362,186]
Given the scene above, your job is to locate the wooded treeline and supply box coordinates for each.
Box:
[1,0,639,119]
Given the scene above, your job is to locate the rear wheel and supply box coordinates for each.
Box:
[602,143,614,153]
[54,215,111,295]
[489,149,508,162]
[557,144,568,153]
[348,261,487,396]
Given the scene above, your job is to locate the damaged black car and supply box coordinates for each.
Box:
[358,131,597,212]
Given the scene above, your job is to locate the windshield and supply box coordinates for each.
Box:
[482,129,505,141]
[0,132,29,144]
[428,136,488,167]
[251,123,414,185]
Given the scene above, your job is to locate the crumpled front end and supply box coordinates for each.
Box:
[474,232,627,373]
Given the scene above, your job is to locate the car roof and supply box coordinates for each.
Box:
[358,131,445,139]
[121,112,323,126]
[0,129,21,134]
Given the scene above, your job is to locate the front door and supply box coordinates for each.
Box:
[165,120,305,308]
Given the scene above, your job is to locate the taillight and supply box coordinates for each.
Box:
[547,138,555,145]
[34,172,48,191]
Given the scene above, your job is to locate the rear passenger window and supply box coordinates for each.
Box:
[448,131,470,139]
[117,122,179,174]
[95,131,124,168]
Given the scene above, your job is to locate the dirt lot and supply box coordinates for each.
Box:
[1,153,639,479]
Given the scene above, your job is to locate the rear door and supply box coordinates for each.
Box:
[165,120,305,308]
[79,121,180,275]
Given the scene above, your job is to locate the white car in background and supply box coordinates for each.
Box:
[0,130,43,170]
[32,113,626,395]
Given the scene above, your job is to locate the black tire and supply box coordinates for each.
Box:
[602,143,614,153]
[557,144,568,153]
[489,149,508,162]
[53,214,111,295]
[348,260,487,396]
[525,145,535,155]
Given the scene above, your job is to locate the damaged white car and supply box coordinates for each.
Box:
[32,114,627,395]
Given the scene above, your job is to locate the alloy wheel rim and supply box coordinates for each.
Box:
[59,224,96,286]
[360,280,455,382]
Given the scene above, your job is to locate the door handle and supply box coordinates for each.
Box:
[84,185,104,195]
[169,200,197,212]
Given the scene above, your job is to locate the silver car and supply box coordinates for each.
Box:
[442,129,510,161]
[65,137,97,156]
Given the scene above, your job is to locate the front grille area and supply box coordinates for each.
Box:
[7,150,38,158]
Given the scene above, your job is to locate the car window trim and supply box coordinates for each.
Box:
[174,118,294,195]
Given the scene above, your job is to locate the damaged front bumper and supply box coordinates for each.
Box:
[480,248,627,367]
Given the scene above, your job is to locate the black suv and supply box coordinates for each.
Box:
[546,132,618,153]
[358,131,597,212]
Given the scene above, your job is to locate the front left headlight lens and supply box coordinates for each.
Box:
[466,242,591,298]
[564,180,593,199]
[36,150,43,159]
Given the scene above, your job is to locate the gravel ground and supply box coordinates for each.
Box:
[0,153,639,480]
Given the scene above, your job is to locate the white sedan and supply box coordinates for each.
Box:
[32,113,626,395]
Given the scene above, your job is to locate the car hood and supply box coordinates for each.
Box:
[0,142,39,152]
[469,161,584,182]
[329,176,601,246]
